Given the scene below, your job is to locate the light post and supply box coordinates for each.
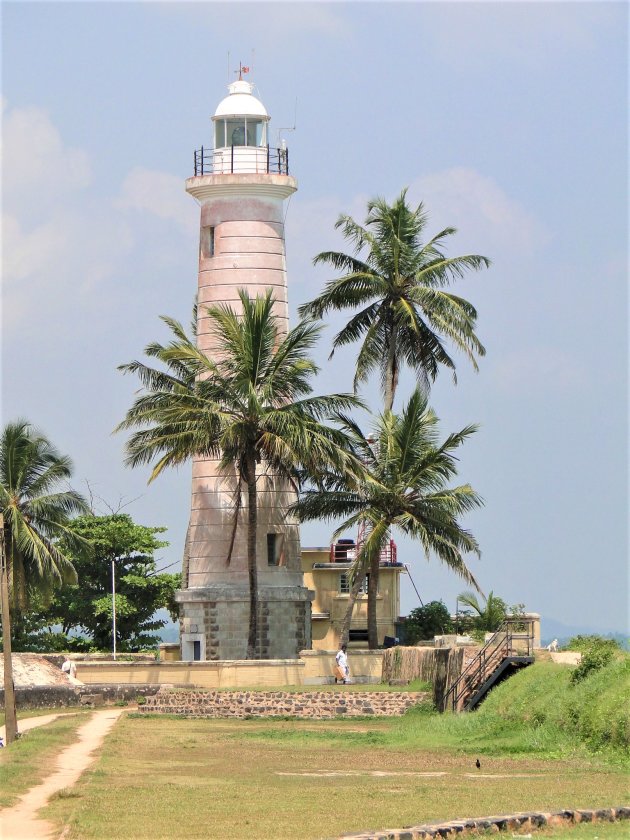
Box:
[111,559,117,661]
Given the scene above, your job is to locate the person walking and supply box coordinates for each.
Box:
[335,643,351,684]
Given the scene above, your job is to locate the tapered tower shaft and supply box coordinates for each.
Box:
[176,78,312,661]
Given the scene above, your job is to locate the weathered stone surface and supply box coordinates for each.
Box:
[0,682,161,711]
[141,689,428,719]
[335,807,630,840]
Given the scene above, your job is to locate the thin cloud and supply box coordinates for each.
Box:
[116,167,198,235]
[409,168,549,257]
[2,102,91,219]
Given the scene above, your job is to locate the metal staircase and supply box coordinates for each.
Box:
[444,617,536,712]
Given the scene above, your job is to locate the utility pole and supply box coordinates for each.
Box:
[111,558,117,661]
[0,513,18,744]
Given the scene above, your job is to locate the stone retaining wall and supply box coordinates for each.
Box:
[142,689,429,718]
[338,806,630,839]
[0,683,162,711]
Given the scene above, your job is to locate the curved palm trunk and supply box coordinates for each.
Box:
[181,519,192,590]
[339,565,366,647]
[1,516,18,744]
[384,330,398,412]
[367,553,380,649]
[245,452,259,659]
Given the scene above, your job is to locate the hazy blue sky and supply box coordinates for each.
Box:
[3,1,627,635]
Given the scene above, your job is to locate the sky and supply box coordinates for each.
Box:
[2,1,627,637]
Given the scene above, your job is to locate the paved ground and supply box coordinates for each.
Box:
[0,708,124,840]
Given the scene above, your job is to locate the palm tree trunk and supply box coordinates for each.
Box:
[245,453,259,659]
[1,516,18,744]
[384,329,398,412]
[367,552,380,649]
[181,519,191,590]
[339,565,366,647]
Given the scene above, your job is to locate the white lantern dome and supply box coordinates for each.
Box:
[212,80,270,151]
[213,80,269,119]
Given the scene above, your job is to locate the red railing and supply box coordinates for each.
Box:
[329,539,398,565]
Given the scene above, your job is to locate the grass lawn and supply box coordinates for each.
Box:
[0,704,85,728]
[40,711,629,840]
[0,711,91,808]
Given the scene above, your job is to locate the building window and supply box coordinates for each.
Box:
[193,640,201,661]
[339,572,369,594]
[349,629,369,643]
[267,533,284,566]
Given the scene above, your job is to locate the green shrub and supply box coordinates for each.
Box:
[565,634,622,653]
[570,636,619,684]
[404,600,453,643]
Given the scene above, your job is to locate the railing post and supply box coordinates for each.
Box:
[285,148,289,174]
[266,145,270,174]
[231,144,234,174]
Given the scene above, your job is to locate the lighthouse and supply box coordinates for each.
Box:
[176,74,312,661]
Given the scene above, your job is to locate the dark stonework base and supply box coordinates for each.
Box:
[176,585,313,661]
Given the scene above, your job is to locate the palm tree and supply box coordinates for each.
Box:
[457,590,507,634]
[0,421,89,608]
[298,189,490,411]
[294,390,483,648]
[0,421,88,744]
[117,290,361,658]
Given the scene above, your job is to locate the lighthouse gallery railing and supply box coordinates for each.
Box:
[193,145,290,176]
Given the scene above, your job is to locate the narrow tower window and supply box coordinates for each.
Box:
[200,226,215,258]
[267,533,277,566]
[267,533,284,566]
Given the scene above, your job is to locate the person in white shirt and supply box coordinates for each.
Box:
[61,658,77,679]
[335,643,351,684]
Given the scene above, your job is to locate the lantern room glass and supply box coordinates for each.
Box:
[215,118,267,148]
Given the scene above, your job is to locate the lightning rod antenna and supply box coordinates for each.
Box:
[277,97,298,147]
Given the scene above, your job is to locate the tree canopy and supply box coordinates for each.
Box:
[294,389,483,647]
[299,189,489,411]
[0,420,89,609]
[49,513,179,651]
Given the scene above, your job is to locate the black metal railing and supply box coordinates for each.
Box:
[193,145,290,176]
[443,616,535,712]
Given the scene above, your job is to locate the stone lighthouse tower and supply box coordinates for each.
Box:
[176,74,312,661]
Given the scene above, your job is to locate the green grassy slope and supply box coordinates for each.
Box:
[390,656,629,763]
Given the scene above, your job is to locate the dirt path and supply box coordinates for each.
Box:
[0,712,79,742]
[1,708,124,840]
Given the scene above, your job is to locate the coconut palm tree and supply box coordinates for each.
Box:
[0,421,89,608]
[294,390,483,648]
[298,189,490,411]
[457,590,508,634]
[0,421,88,743]
[117,290,362,658]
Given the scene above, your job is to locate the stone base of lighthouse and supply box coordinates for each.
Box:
[176,585,313,661]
